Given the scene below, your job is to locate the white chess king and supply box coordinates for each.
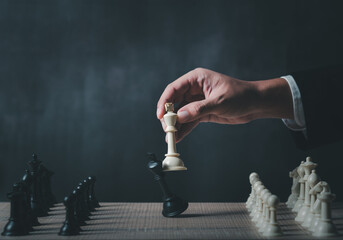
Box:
[162,103,187,171]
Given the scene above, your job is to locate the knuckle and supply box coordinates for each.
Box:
[194,67,205,74]
[194,102,206,114]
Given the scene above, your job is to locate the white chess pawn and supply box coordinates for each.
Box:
[162,103,187,171]
[302,170,320,228]
[309,181,325,232]
[292,161,305,212]
[252,184,265,222]
[313,183,338,237]
[256,189,269,228]
[250,181,262,217]
[286,167,300,209]
[259,191,272,233]
[263,195,283,237]
[296,157,317,222]
[246,172,259,210]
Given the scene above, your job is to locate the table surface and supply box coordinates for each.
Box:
[0,202,342,240]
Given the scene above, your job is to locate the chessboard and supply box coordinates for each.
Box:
[0,202,342,240]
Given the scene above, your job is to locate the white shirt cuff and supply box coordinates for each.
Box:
[281,75,306,131]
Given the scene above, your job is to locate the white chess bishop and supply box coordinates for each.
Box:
[162,103,187,171]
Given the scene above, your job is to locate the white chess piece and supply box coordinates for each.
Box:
[292,161,305,212]
[302,170,320,228]
[313,182,338,237]
[256,189,269,228]
[286,167,300,209]
[246,172,259,210]
[296,157,317,222]
[250,181,262,217]
[263,195,283,237]
[259,191,272,233]
[162,103,187,171]
[252,184,265,222]
[309,181,325,232]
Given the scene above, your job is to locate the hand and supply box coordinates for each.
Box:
[157,68,293,142]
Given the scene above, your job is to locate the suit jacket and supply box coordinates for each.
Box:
[290,65,343,150]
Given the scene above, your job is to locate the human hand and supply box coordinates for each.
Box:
[157,68,293,142]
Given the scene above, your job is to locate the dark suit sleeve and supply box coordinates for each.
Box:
[289,65,343,150]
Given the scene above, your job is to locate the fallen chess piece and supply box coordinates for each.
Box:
[147,152,188,217]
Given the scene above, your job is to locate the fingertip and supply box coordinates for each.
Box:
[156,107,162,119]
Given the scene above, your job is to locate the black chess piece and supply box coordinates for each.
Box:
[78,182,91,218]
[22,170,40,227]
[40,165,56,208]
[1,183,29,236]
[38,164,51,214]
[17,181,33,232]
[88,176,100,208]
[28,153,47,217]
[84,179,95,212]
[58,195,81,236]
[72,190,86,227]
[147,153,188,217]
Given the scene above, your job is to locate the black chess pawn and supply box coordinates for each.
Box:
[58,195,81,236]
[88,176,100,208]
[72,190,86,227]
[84,179,95,212]
[22,170,40,227]
[17,181,33,232]
[147,153,188,217]
[78,183,91,218]
[28,153,47,217]
[39,165,56,208]
[38,164,51,214]
[1,183,29,236]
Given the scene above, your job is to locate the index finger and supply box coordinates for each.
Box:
[156,69,200,119]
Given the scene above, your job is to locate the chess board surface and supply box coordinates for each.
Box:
[0,202,342,240]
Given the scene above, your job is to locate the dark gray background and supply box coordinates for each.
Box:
[0,0,343,202]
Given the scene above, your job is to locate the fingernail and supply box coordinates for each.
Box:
[177,111,189,122]
[156,108,161,117]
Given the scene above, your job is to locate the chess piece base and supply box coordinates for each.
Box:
[162,196,189,218]
[162,155,187,171]
[313,220,338,237]
[295,205,309,222]
[1,220,29,236]
[58,223,80,236]
[263,224,283,237]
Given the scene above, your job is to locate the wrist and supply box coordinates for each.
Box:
[252,78,294,120]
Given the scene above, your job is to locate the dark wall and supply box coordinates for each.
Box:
[1,0,343,202]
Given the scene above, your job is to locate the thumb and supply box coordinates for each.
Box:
[177,99,215,123]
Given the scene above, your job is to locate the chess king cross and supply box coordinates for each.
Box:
[162,103,187,171]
